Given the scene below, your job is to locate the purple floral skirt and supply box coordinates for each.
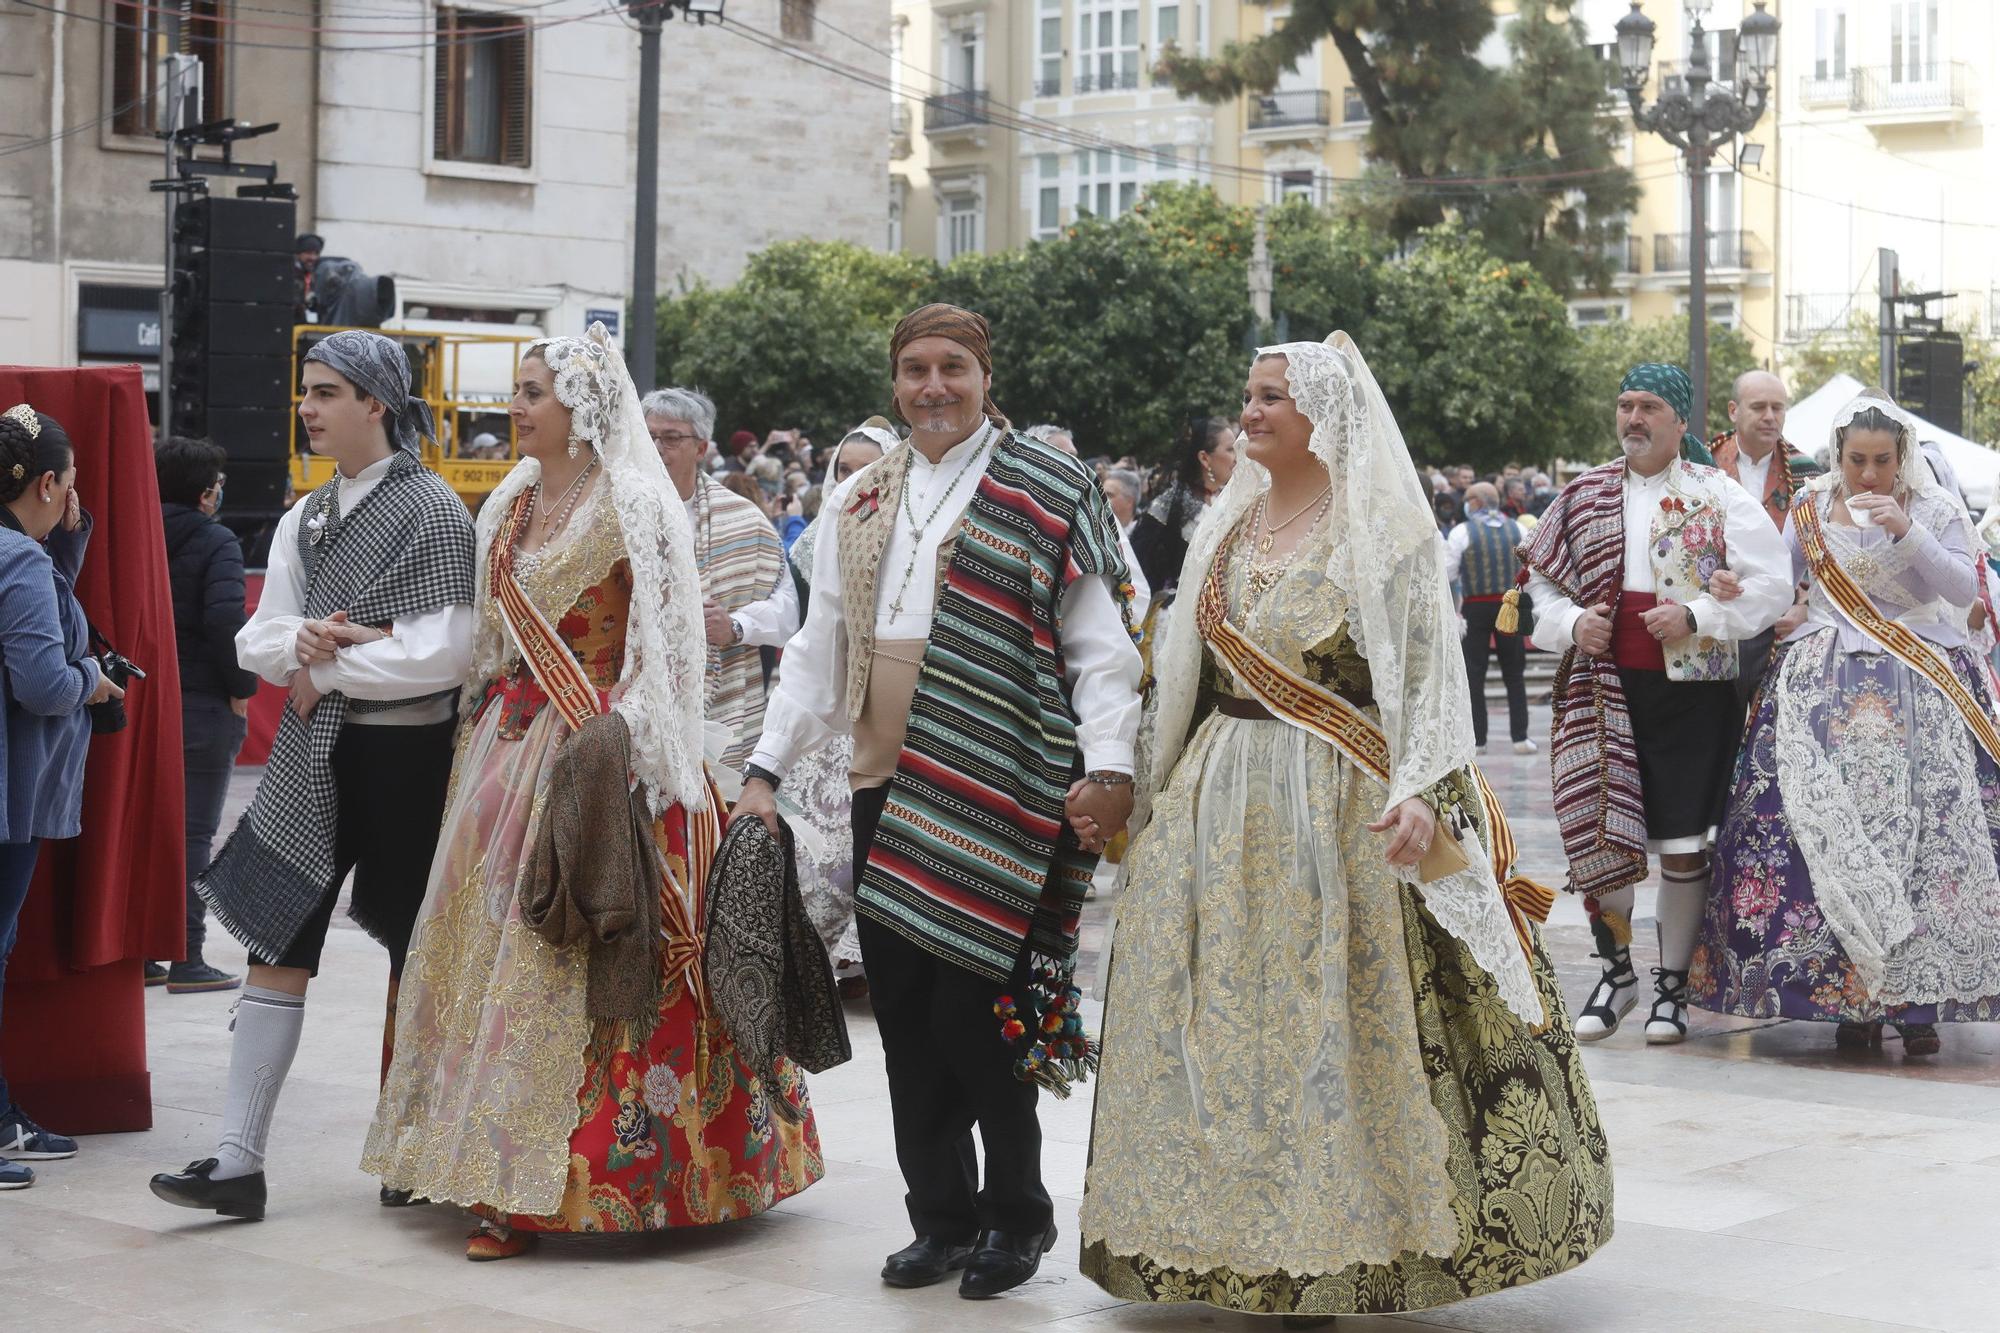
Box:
[1689,641,2000,1024]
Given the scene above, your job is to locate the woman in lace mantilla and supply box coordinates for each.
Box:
[1076,336,1612,1316]
[1692,394,2000,1056]
[362,327,821,1260]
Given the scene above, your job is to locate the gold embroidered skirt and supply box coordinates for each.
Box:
[1077,713,1612,1314]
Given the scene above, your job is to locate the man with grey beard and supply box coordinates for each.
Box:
[1518,363,1788,1050]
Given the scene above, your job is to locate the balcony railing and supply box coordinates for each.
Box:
[1074,70,1140,94]
[1654,230,1762,272]
[1248,89,1332,132]
[1032,77,1061,97]
[1850,63,1968,117]
[924,90,991,132]
[1597,235,1642,274]
[1798,73,1850,107]
[1785,292,1858,339]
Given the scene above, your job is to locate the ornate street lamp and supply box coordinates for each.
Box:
[629,0,728,394]
[1615,0,1780,437]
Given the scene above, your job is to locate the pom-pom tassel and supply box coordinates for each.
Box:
[1495,587,1521,635]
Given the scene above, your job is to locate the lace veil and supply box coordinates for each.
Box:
[469,322,710,812]
[1135,332,1538,1021]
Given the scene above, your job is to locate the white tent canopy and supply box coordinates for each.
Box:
[1788,373,2000,513]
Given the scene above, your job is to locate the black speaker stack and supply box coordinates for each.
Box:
[1897,332,1966,435]
[169,195,297,513]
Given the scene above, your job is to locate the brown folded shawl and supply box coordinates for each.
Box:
[518,712,664,1035]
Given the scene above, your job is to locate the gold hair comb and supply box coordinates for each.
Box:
[2,404,39,439]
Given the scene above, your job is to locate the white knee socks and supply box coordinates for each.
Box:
[212,984,305,1180]
[1656,865,1710,974]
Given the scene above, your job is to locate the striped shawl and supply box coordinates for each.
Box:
[1517,462,1648,899]
[855,432,1130,983]
[695,476,785,770]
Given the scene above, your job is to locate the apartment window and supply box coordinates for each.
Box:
[1891,1,1939,83]
[1570,301,1629,327]
[1699,26,1737,85]
[1036,0,1062,95]
[112,0,226,135]
[945,195,983,259]
[1814,7,1847,80]
[951,26,981,91]
[1076,1,1140,93]
[1277,169,1317,204]
[1341,85,1367,122]
[1036,154,1064,238]
[1074,148,1143,219]
[780,0,816,42]
[434,8,533,168]
[1156,2,1179,46]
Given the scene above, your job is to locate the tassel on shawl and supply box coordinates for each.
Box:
[1496,588,1522,635]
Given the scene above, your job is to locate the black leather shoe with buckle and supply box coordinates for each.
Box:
[958,1222,1058,1299]
[880,1234,976,1288]
[149,1158,266,1220]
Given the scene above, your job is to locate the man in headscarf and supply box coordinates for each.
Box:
[642,386,796,770]
[1516,362,1788,1048]
[1621,360,1717,465]
[733,304,1142,1300]
[151,328,476,1221]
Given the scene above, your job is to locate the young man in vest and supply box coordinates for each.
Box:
[1446,481,1534,755]
[642,387,797,770]
[734,304,1142,1300]
[1520,363,1788,1047]
[149,330,476,1220]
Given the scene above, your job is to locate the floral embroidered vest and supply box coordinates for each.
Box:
[1643,460,1739,682]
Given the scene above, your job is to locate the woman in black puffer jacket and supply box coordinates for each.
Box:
[154,437,258,993]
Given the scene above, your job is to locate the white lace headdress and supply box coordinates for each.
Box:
[1134,332,1540,1021]
[469,322,710,812]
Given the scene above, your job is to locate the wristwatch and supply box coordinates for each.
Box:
[742,762,782,791]
[1683,606,1698,634]
[728,615,744,646]
[1085,770,1134,787]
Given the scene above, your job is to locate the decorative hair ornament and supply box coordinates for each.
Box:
[7,465,21,480]
[2,404,39,439]
[527,324,620,458]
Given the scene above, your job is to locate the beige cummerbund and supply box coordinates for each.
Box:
[851,638,929,791]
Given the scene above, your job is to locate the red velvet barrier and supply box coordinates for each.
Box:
[0,364,186,1133]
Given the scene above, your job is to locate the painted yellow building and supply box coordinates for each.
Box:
[889,0,1783,363]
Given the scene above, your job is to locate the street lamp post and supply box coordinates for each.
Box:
[1615,0,1780,437]
[627,0,727,394]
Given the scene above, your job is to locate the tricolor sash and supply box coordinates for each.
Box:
[492,492,721,1011]
[1794,496,2000,763]
[1194,574,1555,975]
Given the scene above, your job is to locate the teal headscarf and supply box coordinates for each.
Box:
[1620,362,1713,465]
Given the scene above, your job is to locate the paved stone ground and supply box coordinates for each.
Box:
[11,701,2000,1331]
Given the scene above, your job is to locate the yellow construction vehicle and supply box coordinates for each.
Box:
[289,325,538,505]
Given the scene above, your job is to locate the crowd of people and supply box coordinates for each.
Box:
[1,300,1996,1321]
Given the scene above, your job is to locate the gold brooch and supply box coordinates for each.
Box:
[2,404,39,439]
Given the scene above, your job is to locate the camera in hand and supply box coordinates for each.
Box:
[89,628,146,735]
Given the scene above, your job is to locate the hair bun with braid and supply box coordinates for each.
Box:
[0,404,75,505]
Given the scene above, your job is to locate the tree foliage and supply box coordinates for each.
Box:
[1159,0,1636,294]
[654,186,1595,471]
[656,241,935,441]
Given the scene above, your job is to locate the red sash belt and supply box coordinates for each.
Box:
[1610,592,1668,672]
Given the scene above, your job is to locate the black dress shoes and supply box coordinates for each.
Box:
[149,1158,266,1220]
[379,1185,428,1207]
[880,1234,976,1288]
[958,1222,1058,1299]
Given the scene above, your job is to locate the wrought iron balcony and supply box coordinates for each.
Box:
[1849,63,1968,120]
[1785,292,1859,339]
[1248,89,1332,132]
[1654,230,1763,273]
[924,90,991,133]
[1074,70,1139,94]
[1032,77,1061,97]
[1597,234,1642,274]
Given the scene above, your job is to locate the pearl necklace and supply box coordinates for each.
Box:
[885,429,995,622]
[532,455,599,539]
